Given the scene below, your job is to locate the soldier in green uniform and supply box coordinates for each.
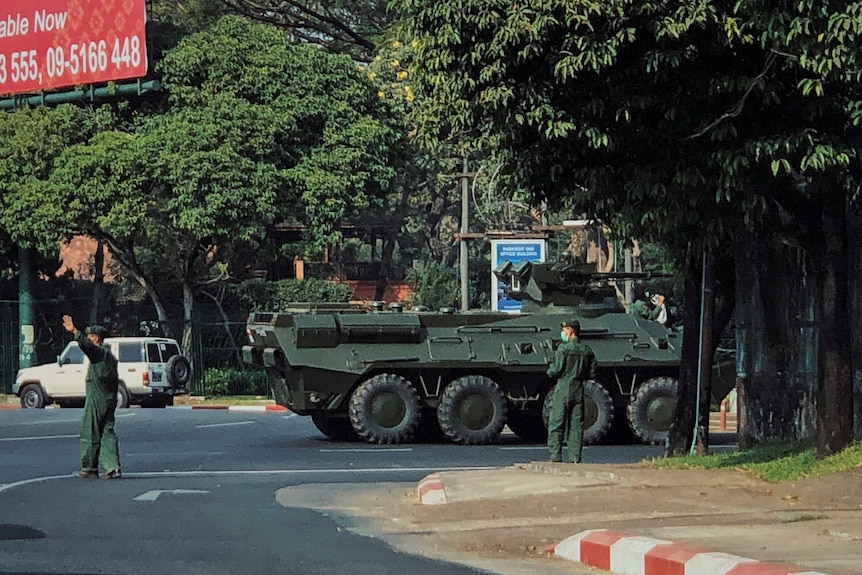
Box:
[62,315,122,479]
[546,319,598,463]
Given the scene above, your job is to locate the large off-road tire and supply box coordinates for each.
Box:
[542,380,614,445]
[506,410,548,443]
[348,373,421,444]
[437,375,507,445]
[20,384,47,409]
[116,385,131,409]
[627,376,679,444]
[311,412,360,442]
[166,355,192,387]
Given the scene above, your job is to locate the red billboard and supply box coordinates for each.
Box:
[0,0,148,96]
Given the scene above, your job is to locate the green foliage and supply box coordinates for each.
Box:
[407,261,459,310]
[2,14,403,334]
[230,278,354,311]
[647,440,862,482]
[202,367,269,397]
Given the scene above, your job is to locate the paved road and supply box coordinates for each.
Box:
[0,408,664,575]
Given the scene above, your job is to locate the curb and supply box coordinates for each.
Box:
[417,473,447,505]
[553,529,829,575]
[168,404,288,412]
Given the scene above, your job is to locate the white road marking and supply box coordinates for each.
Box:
[498,446,547,451]
[0,434,77,442]
[319,448,413,453]
[17,419,80,426]
[125,452,227,457]
[0,466,496,495]
[195,421,255,429]
[134,489,210,501]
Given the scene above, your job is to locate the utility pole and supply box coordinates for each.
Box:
[459,157,470,311]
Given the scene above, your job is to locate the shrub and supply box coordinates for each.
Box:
[202,367,269,397]
[231,278,353,311]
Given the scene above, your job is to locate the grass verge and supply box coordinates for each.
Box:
[646,439,862,482]
[174,395,275,406]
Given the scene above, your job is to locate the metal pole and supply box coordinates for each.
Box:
[460,157,469,311]
[624,247,633,305]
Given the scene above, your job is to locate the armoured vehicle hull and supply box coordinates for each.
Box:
[243,264,687,445]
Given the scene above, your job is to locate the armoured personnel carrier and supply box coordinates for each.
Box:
[243,259,690,445]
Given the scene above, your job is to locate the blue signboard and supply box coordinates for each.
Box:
[491,239,546,313]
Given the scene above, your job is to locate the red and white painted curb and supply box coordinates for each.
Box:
[168,404,288,412]
[552,529,829,575]
[417,473,447,505]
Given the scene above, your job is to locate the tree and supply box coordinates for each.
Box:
[219,0,392,61]
[723,1,862,454]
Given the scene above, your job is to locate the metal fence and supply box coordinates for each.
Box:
[0,303,17,394]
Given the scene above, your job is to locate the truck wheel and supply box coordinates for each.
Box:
[117,385,132,409]
[20,384,47,409]
[542,380,614,445]
[627,376,679,444]
[506,410,548,443]
[312,413,360,442]
[349,373,421,444]
[166,355,192,387]
[437,375,507,445]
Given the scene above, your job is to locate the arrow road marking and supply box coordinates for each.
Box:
[134,489,211,502]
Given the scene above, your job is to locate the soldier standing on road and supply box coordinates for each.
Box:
[546,319,598,463]
[62,315,122,479]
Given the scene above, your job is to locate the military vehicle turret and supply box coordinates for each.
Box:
[243,259,692,445]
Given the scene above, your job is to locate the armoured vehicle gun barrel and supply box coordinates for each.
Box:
[244,260,684,446]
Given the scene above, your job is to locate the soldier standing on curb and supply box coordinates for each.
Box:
[62,315,122,479]
[546,319,598,463]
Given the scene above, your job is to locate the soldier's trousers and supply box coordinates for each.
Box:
[547,380,584,463]
[80,396,121,473]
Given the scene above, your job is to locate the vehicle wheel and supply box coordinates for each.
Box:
[348,373,421,444]
[116,385,132,409]
[542,380,614,445]
[627,376,679,444]
[166,355,192,387]
[437,375,507,445]
[506,409,548,443]
[20,384,47,409]
[311,412,360,442]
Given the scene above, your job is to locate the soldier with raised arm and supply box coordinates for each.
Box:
[62,315,122,479]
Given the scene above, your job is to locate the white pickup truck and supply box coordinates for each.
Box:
[13,337,191,408]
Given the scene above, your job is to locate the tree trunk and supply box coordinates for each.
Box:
[182,280,194,356]
[666,247,702,456]
[89,240,104,327]
[375,188,409,301]
[814,185,854,456]
[735,228,817,449]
